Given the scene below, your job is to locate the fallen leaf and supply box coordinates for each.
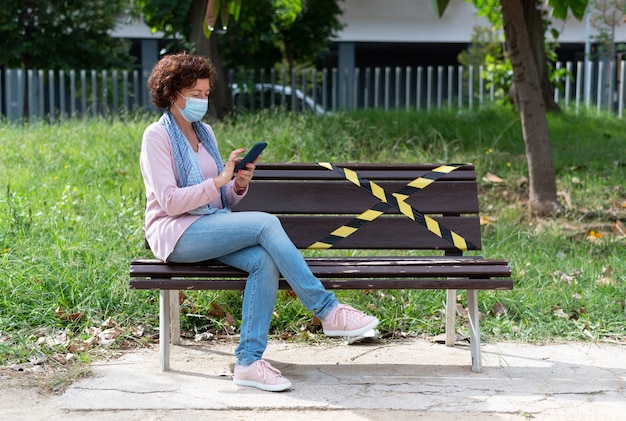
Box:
[484,172,504,183]
[54,307,84,322]
[611,220,625,237]
[490,302,508,317]
[97,326,121,347]
[283,290,298,299]
[552,270,579,285]
[596,266,615,286]
[194,332,214,341]
[586,229,603,239]
[209,302,225,317]
[102,317,119,328]
[52,353,75,364]
[456,303,469,318]
[36,331,71,349]
[223,313,236,328]
[557,190,572,207]
[596,276,615,286]
[131,325,145,338]
[480,215,496,226]
[68,339,94,353]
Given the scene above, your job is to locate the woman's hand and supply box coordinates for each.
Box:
[233,147,257,192]
[213,148,255,189]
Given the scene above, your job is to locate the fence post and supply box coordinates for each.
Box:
[48,70,55,123]
[70,70,76,118]
[448,66,454,108]
[416,67,423,110]
[59,70,66,121]
[457,65,463,108]
[112,70,119,115]
[27,70,35,120]
[437,66,443,109]
[427,66,433,111]
[468,65,474,110]
[596,61,603,114]
[405,66,411,111]
[364,68,370,110]
[617,60,626,118]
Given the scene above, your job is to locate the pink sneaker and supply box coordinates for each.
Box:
[233,360,292,392]
[321,304,379,337]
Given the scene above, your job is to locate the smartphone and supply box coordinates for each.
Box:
[235,142,267,171]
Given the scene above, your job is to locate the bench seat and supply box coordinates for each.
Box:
[131,256,512,290]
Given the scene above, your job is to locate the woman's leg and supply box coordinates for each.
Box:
[167,211,338,319]
[216,247,279,366]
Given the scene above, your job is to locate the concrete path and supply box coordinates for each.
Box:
[5,338,626,420]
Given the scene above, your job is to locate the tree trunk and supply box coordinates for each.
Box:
[188,0,232,121]
[508,0,561,113]
[523,0,560,112]
[501,0,560,217]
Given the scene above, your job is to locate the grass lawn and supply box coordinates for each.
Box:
[0,106,624,368]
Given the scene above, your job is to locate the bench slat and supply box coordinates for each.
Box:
[278,216,482,249]
[233,180,479,214]
[130,277,512,291]
[249,163,477,181]
[131,257,511,280]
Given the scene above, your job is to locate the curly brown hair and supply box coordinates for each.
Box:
[147,53,217,109]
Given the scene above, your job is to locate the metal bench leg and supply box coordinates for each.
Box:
[170,291,181,345]
[467,289,482,372]
[445,289,457,347]
[159,290,171,371]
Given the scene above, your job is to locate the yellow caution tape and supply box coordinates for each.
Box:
[308,163,476,250]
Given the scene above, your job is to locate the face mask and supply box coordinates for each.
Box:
[175,93,208,122]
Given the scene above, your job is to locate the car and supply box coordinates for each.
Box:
[229,83,329,115]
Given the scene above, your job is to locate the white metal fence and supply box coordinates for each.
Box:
[2,60,625,121]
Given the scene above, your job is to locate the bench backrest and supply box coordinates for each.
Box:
[232,163,482,254]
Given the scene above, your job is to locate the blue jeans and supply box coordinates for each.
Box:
[167,211,338,366]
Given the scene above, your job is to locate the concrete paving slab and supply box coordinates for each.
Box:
[51,338,625,420]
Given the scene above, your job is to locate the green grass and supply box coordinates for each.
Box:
[0,106,624,365]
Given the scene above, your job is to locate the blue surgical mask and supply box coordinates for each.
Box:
[175,93,208,122]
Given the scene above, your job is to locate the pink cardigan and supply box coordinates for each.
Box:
[139,122,246,261]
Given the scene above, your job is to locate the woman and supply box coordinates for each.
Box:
[140,53,378,392]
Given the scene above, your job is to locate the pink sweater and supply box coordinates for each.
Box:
[139,122,246,261]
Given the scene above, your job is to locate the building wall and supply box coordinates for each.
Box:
[335,0,626,44]
[113,3,626,74]
[336,0,488,42]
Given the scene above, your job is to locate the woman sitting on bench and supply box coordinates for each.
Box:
[140,52,378,392]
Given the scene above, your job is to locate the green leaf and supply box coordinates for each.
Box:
[203,21,212,38]
[221,0,231,29]
[548,0,589,21]
[230,0,242,21]
[568,0,589,21]
[431,0,451,18]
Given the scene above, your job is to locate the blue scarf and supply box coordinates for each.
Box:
[159,109,229,215]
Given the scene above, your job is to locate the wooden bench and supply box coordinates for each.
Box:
[130,163,513,372]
